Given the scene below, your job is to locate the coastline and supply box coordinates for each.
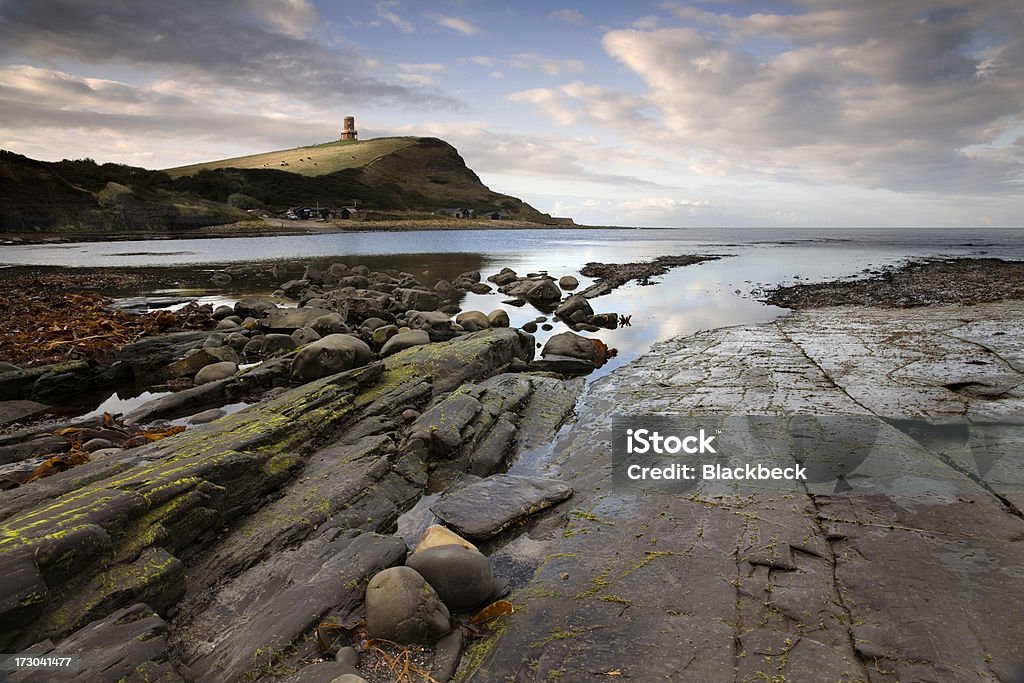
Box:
[1,254,1022,681]
[0,216,612,245]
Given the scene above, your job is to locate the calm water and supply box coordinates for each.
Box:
[3,227,1023,381]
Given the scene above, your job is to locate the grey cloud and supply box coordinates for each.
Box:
[600,1,1024,193]
[0,0,459,109]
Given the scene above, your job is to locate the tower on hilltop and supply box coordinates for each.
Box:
[340,116,358,141]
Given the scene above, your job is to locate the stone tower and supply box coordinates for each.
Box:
[340,116,358,141]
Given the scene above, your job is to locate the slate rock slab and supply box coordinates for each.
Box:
[10,603,185,682]
[430,474,573,540]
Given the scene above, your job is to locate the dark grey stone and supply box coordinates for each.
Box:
[291,335,371,382]
[380,330,430,357]
[365,566,451,644]
[430,474,573,539]
[406,545,493,612]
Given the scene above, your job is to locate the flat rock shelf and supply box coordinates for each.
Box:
[459,301,1024,682]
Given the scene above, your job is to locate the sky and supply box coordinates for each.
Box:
[1,1,1022,228]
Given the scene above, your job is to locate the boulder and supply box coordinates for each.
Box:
[399,288,442,312]
[559,275,579,290]
[555,295,593,321]
[365,567,451,644]
[430,474,574,540]
[380,330,431,358]
[212,304,235,320]
[487,309,510,328]
[434,280,458,300]
[188,408,226,424]
[166,347,236,379]
[521,321,538,334]
[279,279,310,299]
[371,325,399,347]
[542,331,596,363]
[312,312,347,336]
[487,268,519,286]
[291,327,321,347]
[210,271,232,285]
[262,333,297,357]
[234,299,277,319]
[413,525,478,554]
[291,335,371,382]
[361,317,388,332]
[265,307,333,332]
[194,361,238,385]
[407,311,454,332]
[503,278,561,305]
[406,545,493,612]
[587,313,619,329]
[456,311,489,330]
[82,438,113,453]
[343,297,388,324]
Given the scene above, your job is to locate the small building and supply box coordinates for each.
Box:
[489,211,501,220]
[338,207,351,219]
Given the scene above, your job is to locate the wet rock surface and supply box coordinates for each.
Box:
[577,254,720,298]
[764,257,1024,309]
[0,323,583,680]
[459,300,1024,681]
[431,474,574,540]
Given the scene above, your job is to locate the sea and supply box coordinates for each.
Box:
[2,226,1023,415]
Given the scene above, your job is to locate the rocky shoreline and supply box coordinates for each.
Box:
[764,257,1024,308]
[0,252,723,682]
[1,256,1022,682]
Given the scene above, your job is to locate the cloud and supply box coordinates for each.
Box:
[0,0,456,108]
[0,65,343,166]
[383,121,673,190]
[431,14,481,36]
[550,9,586,26]
[396,62,446,85]
[508,81,652,129]
[600,1,1024,192]
[509,53,586,76]
[378,4,414,34]
[469,56,497,68]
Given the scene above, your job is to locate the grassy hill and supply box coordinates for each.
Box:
[166,137,417,178]
[165,136,550,221]
[0,136,555,233]
[0,151,248,233]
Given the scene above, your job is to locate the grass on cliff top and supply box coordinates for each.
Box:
[164,137,419,179]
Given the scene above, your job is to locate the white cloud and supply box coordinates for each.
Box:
[379,10,413,33]
[431,15,481,36]
[469,55,496,68]
[508,81,652,129]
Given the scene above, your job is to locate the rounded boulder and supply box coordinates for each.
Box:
[380,330,430,357]
[291,334,372,382]
[365,566,451,644]
[406,545,494,612]
[194,361,238,385]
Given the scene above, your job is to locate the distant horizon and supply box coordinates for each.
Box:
[1,1,1022,228]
